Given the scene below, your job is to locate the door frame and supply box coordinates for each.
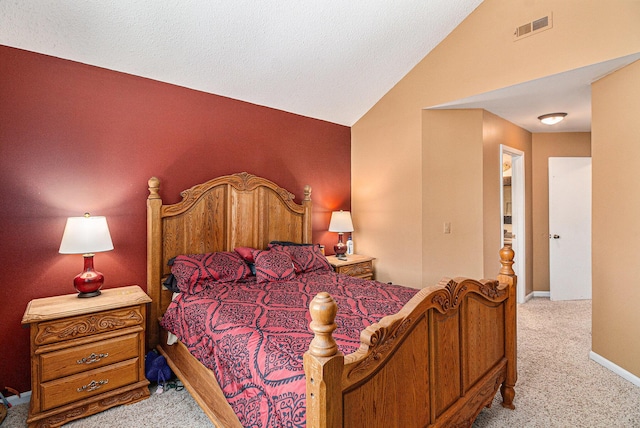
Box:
[501,145,526,303]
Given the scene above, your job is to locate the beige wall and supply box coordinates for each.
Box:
[353,0,640,288]
[592,60,640,376]
[351,106,423,287]
[352,0,640,376]
[422,109,485,285]
[421,109,533,289]
[482,112,533,294]
[532,133,591,292]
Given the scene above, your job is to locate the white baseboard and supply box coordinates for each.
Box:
[531,291,550,298]
[522,291,549,303]
[5,390,31,406]
[590,351,640,387]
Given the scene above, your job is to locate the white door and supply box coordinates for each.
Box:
[549,157,592,301]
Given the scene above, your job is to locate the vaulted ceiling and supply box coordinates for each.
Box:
[2,1,637,131]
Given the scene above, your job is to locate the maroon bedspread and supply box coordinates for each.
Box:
[161,270,418,427]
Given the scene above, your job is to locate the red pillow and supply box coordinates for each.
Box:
[234,246,256,263]
[253,249,296,283]
[269,244,332,273]
[171,252,251,294]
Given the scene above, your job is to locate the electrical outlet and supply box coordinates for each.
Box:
[444,222,451,234]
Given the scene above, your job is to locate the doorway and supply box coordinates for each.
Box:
[501,145,526,303]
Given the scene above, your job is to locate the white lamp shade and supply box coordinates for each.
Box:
[59,215,114,254]
[328,210,354,233]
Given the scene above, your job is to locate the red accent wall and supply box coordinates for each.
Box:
[0,45,351,393]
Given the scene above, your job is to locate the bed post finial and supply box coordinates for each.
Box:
[499,245,515,276]
[148,177,160,200]
[303,185,312,202]
[308,292,338,357]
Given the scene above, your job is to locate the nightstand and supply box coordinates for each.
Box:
[325,254,375,280]
[21,285,152,427]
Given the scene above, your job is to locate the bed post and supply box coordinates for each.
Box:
[146,177,163,350]
[497,246,517,409]
[304,292,344,428]
[302,184,312,244]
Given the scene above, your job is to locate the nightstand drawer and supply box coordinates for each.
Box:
[40,358,139,411]
[337,262,373,278]
[33,307,145,346]
[40,332,140,382]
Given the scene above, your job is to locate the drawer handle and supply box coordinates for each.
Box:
[77,352,109,365]
[77,379,109,393]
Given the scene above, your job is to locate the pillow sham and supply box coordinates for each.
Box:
[269,244,332,274]
[234,246,256,263]
[253,249,296,283]
[171,251,251,294]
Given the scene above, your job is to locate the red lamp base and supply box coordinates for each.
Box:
[334,233,347,260]
[74,254,104,298]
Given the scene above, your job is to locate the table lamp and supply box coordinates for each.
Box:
[328,210,353,260]
[59,213,114,298]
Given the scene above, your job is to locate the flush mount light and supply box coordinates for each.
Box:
[538,112,567,125]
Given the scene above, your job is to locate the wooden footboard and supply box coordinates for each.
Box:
[304,247,517,428]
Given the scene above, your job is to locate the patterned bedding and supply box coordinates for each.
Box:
[161,269,418,427]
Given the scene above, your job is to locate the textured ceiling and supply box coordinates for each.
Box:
[0,0,483,126]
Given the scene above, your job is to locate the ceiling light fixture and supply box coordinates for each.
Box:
[538,112,567,125]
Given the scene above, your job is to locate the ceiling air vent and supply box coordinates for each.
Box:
[514,13,553,40]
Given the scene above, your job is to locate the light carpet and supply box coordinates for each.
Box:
[4,298,640,427]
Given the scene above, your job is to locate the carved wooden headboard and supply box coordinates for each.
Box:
[146,172,312,348]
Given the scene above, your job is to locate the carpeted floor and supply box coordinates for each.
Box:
[4,298,640,427]
[474,298,640,427]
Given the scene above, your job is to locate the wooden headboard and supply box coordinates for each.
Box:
[146,172,312,349]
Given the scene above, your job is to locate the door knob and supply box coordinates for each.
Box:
[551,234,560,239]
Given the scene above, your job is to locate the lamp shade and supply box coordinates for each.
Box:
[328,211,354,233]
[59,214,114,254]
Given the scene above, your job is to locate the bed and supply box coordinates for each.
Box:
[146,172,517,428]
